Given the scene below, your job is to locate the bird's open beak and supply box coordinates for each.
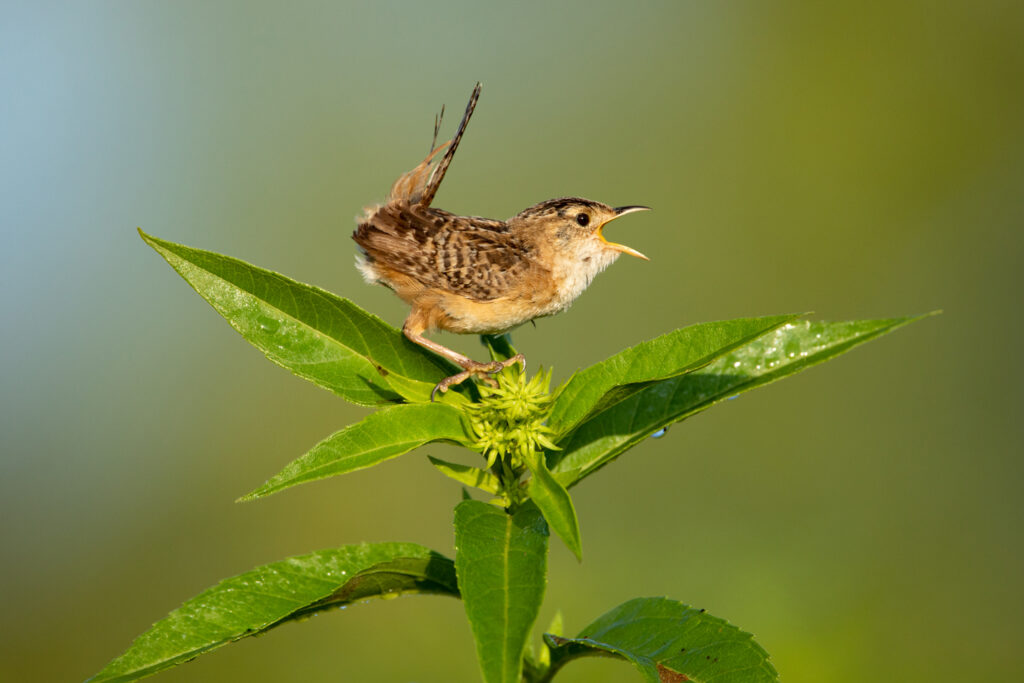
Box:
[598,205,651,260]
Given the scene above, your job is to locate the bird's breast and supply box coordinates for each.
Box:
[545,242,622,313]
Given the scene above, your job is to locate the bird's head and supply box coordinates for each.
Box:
[510,198,650,263]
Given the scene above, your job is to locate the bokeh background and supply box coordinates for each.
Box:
[3,2,1022,681]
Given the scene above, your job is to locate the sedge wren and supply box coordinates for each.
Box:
[353,83,649,399]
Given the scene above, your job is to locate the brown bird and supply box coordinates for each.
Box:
[353,83,649,399]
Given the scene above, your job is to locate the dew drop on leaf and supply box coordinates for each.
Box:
[256,315,280,333]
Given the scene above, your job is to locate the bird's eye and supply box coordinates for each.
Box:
[576,213,590,227]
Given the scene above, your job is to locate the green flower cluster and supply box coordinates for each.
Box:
[465,368,559,471]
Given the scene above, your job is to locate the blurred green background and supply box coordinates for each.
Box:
[2,2,1022,681]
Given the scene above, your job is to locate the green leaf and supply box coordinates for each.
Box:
[552,316,931,484]
[455,500,549,683]
[523,451,582,561]
[482,333,520,363]
[428,455,502,494]
[88,543,457,683]
[139,229,462,406]
[242,403,469,500]
[542,597,777,683]
[537,610,563,669]
[548,315,799,436]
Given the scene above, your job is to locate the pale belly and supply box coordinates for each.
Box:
[436,290,566,335]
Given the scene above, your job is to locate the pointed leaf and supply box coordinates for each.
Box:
[548,315,799,436]
[552,316,932,483]
[543,597,777,683]
[88,543,457,683]
[242,403,468,500]
[428,455,501,494]
[482,333,519,363]
[455,500,548,683]
[523,451,582,560]
[140,229,462,406]
[536,610,563,670]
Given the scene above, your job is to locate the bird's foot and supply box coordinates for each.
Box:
[430,354,526,401]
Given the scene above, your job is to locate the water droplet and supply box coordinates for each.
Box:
[732,361,741,368]
[650,428,667,438]
[257,316,280,333]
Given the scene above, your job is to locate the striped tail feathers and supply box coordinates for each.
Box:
[419,82,481,207]
[386,141,450,205]
[376,82,481,209]
[430,103,446,154]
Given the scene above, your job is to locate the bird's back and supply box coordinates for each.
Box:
[354,202,547,303]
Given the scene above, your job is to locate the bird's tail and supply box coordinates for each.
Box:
[386,83,481,207]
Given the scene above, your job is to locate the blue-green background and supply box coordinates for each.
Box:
[2,2,1021,681]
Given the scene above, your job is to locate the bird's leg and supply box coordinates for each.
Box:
[402,320,525,401]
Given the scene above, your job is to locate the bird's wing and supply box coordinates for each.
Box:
[353,204,546,302]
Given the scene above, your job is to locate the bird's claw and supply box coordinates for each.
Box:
[429,353,527,402]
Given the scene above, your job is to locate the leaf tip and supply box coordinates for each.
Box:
[565,532,583,562]
[137,227,163,252]
[236,488,266,503]
[887,310,942,330]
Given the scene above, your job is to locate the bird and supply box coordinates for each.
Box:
[353,83,649,400]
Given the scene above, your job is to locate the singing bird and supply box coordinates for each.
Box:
[353,83,649,399]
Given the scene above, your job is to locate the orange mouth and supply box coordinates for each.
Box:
[599,205,650,260]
